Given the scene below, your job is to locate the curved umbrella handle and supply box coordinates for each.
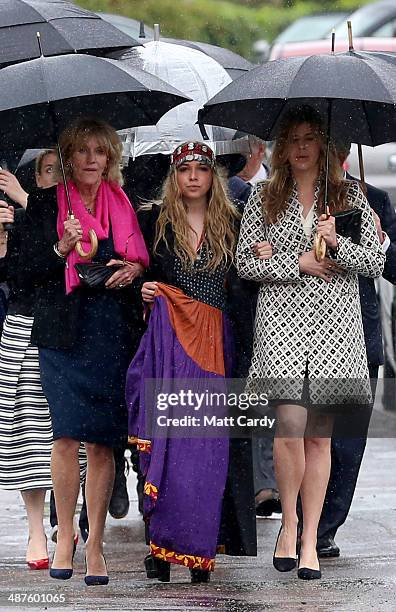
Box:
[75,228,98,259]
[67,214,98,259]
[314,233,327,262]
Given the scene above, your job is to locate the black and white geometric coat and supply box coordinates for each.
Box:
[236,180,385,406]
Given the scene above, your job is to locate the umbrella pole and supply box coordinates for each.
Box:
[357,143,367,197]
[38,33,97,259]
[56,141,98,260]
[314,101,332,261]
[347,22,367,196]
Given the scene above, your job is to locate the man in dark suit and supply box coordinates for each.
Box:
[317,145,396,557]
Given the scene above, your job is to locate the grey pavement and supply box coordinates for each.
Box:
[1,430,396,611]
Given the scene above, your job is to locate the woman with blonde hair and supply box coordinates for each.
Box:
[126,141,257,584]
[20,118,149,585]
[236,105,384,580]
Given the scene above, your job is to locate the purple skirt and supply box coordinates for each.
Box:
[126,283,233,571]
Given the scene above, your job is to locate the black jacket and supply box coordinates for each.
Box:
[0,208,36,316]
[348,175,396,366]
[19,186,144,349]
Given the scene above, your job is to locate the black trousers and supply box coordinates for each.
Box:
[318,365,378,541]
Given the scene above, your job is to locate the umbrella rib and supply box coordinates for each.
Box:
[354,54,394,104]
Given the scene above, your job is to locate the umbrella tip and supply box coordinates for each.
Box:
[139,21,146,38]
[154,24,160,41]
[347,21,354,51]
[36,31,44,57]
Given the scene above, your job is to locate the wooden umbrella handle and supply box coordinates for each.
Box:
[314,206,330,262]
[68,213,98,259]
[314,233,327,262]
[75,229,98,259]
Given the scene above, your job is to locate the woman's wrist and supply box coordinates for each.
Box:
[54,241,67,258]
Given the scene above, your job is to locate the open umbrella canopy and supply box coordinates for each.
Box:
[118,40,250,158]
[162,38,255,80]
[0,52,190,149]
[200,50,396,146]
[0,0,141,67]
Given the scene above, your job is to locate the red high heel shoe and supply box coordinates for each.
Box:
[26,535,49,570]
[27,558,49,570]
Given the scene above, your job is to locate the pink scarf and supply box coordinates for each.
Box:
[57,180,149,294]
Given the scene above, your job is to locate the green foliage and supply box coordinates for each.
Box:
[78,0,261,58]
[76,0,376,59]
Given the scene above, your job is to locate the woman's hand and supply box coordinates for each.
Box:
[299,251,341,282]
[0,200,14,231]
[0,170,28,208]
[58,217,83,256]
[141,281,158,303]
[316,214,338,249]
[372,210,385,244]
[105,259,145,289]
[252,240,273,260]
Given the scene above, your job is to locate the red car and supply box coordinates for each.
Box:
[270,36,396,60]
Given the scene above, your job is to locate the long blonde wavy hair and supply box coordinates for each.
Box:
[152,154,240,270]
[262,106,348,224]
[58,118,124,186]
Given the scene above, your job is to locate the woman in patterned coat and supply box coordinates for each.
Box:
[236,106,385,580]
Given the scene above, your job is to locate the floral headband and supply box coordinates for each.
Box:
[170,142,215,169]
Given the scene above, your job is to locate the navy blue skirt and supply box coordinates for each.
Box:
[40,289,133,448]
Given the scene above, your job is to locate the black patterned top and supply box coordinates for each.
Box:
[138,204,228,310]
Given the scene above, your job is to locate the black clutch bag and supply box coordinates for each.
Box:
[74,263,120,289]
[334,208,362,244]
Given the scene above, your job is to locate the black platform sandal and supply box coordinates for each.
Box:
[190,568,210,583]
[144,554,170,582]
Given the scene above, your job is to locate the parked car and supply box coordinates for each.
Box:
[271,12,347,45]
[270,35,396,60]
[347,143,396,206]
[270,0,396,60]
[334,0,396,39]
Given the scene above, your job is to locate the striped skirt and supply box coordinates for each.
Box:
[0,314,52,490]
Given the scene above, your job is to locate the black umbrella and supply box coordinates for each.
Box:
[0,45,189,253]
[199,49,396,146]
[0,51,190,149]
[0,0,141,67]
[162,38,255,80]
[200,31,396,260]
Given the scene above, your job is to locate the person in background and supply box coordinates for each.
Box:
[35,150,58,189]
[0,169,50,570]
[238,135,268,185]
[317,141,396,558]
[234,137,280,518]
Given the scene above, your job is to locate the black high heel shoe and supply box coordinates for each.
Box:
[297,566,321,580]
[84,554,109,586]
[190,568,210,584]
[272,526,297,572]
[297,551,321,580]
[49,539,76,580]
[144,554,170,582]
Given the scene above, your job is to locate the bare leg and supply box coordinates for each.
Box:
[84,443,115,576]
[299,413,333,570]
[51,438,80,569]
[20,489,47,561]
[273,404,306,558]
